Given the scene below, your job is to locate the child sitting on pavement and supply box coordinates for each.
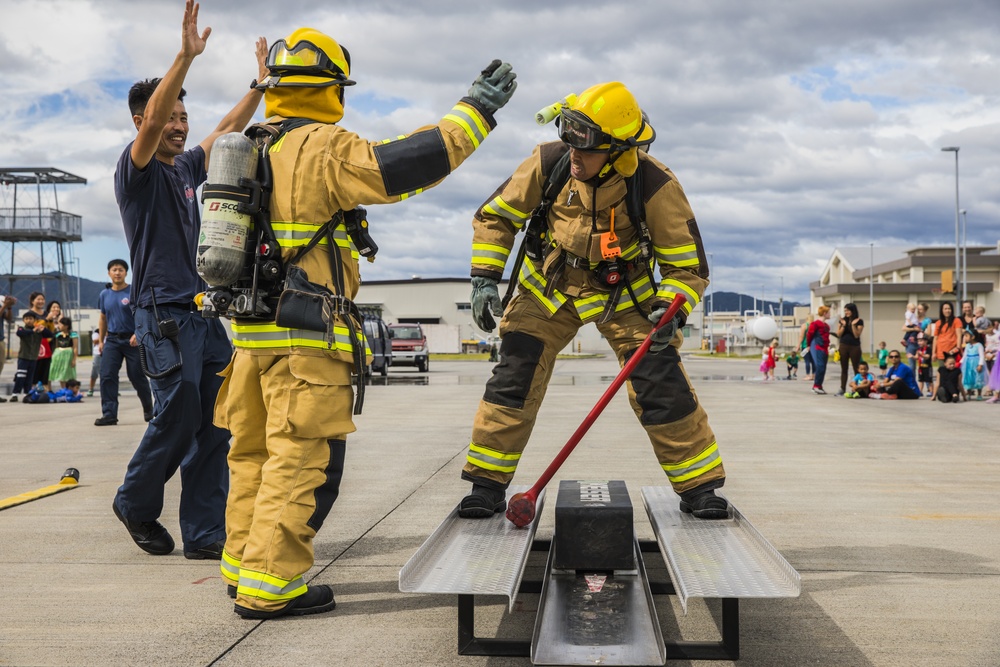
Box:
[932,355,965,403]
[845,361,877,398]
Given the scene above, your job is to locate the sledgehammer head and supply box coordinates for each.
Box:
[505,491,536,528]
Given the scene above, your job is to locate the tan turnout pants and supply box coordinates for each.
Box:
[215,351,354,613]
[462,294,725,495]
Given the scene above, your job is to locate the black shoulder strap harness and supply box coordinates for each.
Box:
[247,118,372,415]
[501,149,655,321]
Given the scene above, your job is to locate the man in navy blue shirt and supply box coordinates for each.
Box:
[878,350,921,400]
[111,0,268,560]
[95,259,153,426]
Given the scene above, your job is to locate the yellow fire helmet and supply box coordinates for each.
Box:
[559,81,655,177]
[261,28,356,124]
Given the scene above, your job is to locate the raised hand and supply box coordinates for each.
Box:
[255,37,269,82]
[181,0,211,59]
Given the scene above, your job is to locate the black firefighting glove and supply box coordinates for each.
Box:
[471,276,504,332]
[647,307,682,353]
[468,60,517,115]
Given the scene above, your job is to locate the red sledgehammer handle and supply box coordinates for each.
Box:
[507,295,687,526]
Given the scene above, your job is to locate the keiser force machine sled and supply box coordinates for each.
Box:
[400,297,800,665]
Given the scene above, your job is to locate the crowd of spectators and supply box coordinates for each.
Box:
[787,299,999,404]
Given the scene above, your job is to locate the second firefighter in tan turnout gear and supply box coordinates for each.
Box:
[215,27,517,619]
[460,82,729,520]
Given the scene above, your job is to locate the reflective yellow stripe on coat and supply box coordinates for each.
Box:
[270,219,359,260]
[481,195,530,229]
[655,279,699,315]
[574,272,655,322]
[230,215,370,354]
[654,243,700,269]
[471,242,511,271]
[516,256,656,323]
[232,322,369,354]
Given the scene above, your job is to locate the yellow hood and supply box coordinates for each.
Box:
[265,85,345,124]
[613,148,639,177]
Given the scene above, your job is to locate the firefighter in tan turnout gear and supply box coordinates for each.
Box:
[459,82,729,520]
[214,28,517,619]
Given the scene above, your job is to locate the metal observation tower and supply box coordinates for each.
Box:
[0,167,87,345]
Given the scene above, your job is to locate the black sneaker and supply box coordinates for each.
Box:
[184,539,224,560]
[10,395,18,403]
[679,489,730,520]
[458,484,507,518]
[234,584,336,619]
[95,416,118,426]
[112,500,175,555]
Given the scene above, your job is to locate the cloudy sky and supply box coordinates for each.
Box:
[2,0,999,302]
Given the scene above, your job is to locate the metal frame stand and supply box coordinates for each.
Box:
[456,539,740,663]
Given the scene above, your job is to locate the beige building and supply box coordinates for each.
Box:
[809,244,1000,355]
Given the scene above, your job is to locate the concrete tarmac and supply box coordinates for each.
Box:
[1,354,998,667]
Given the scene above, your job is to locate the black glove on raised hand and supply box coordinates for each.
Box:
[471,276,504,332]
[647,307,682,353]
[468,59,517,115]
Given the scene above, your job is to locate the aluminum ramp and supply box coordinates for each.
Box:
[642,485,801,613]
[399,486,546,656]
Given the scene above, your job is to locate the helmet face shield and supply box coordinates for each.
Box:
[559,110,610,152]
[265,39,356,88]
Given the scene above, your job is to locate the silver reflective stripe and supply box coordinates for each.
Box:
[517,258,567,314]
[231,324,356,352]
[467,450,519,470]
[663,448,722,481]
[272,222,351,247]
[444,105,488,146]
[482,196,530,226]
[471,243,510,268]
[574,273,654,322]
[655,244,700,267]
[656,280,700,311]
[467,443,521,473]
[238,573,305,597]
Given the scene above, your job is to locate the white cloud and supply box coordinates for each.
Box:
[1,0,998,303]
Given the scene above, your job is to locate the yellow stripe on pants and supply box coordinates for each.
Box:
[214,351,354,613]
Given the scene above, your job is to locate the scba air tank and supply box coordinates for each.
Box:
[197,132,259,287]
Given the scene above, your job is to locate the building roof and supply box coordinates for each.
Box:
[834,246,909,272]
[0,168,87,186]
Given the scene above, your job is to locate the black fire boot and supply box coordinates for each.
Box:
[235,584,336,620]
[458,484,507,518]
[679,488,730,520]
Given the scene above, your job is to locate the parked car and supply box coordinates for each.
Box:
[389,323,429,372]
[363,316,392,377]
